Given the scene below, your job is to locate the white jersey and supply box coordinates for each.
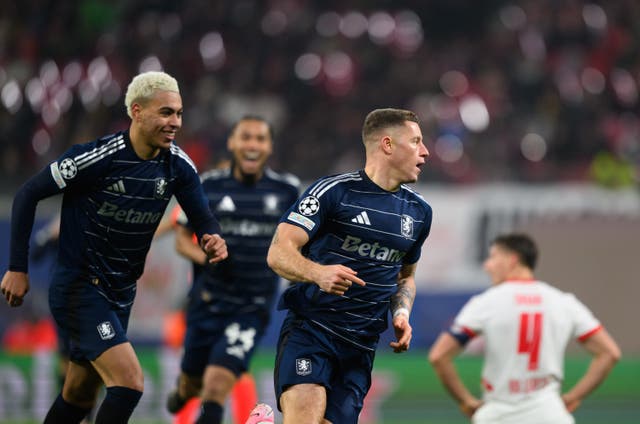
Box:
[451,279,601,404]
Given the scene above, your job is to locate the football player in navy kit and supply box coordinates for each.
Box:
[267,108,432,423]
[0,71,227,424]
[166,115,299,424]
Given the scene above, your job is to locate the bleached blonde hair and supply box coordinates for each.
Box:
[124,71,180,118]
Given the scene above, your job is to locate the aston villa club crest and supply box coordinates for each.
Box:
[154,178,167,198]
[401,214,414,238]
[296,358,312,376]
[263,194,279,214]
[97,321,115,340]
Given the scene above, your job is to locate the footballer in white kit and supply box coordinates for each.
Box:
[429,233,620,424]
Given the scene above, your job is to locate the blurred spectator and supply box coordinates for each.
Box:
[1,314,57,354]
[0,0,639,189]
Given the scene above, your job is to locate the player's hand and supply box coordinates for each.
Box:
[562,393,581,413]
[201,234,228,263]
[314,264,365,296]
[0,271,30,307]
[459,398,482,417]
[390,314,412,353]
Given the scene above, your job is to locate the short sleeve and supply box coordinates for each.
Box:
[451,293,490,337]
[280,177,338,239]
[564,293,601,341]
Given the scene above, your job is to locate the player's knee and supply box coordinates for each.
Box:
[202,384,227,398]
[179,373,202,398]
[63,382,100,406]
[281,384,326,419]
[200,367,236,403]
[126,372,144,392]
[114,366,144,392]
[200,380,230,403]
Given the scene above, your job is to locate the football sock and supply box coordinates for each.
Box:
[196,400,223,424]
[94,386,142,424]
[231,373,258,423]
[43,393,91,424]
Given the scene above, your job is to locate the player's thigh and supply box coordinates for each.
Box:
[91,342,143,391]
[324,345,374,424]
[280,383,327,424]
[472,401,505,424]
[177,371,203,399]
[274,316,336,410]
[183,310,268,377]
[180,305,227,376]
[62,360,103,407]
[201,365,237,403]
[49,279,131,362]
[524,394,575,424]
[208,311,269,375]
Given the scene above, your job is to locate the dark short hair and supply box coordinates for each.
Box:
[230,115,274,139]
[492,233,539,270]
[362,108,419,143]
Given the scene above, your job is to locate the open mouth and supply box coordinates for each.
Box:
[243,151,261,161]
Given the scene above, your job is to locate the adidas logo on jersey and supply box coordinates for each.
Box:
[105,180,126,194]
[351,211,371,225]
[217,195,236,212]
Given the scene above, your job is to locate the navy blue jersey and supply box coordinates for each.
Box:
[9,130,220,308]
[184,167,299,314]
[278,170,432,351]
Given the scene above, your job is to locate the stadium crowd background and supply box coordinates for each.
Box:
[1,0,639,192]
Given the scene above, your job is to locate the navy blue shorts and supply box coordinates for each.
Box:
[49,277,131,362]
[274,313,375,424]
[181,305,269,377]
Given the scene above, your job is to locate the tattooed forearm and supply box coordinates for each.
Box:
[391,277,416,315]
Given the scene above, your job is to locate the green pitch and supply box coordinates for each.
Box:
[251,351,639,424]
[2,350,638,423]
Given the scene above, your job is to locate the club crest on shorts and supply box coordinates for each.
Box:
[97,321,116,340]
[154,178,167,198]
[401,214,414,238]
[295,358,312,376]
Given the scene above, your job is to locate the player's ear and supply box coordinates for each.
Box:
[131,103,142,121]
[381,136,393,154]
[509,252,520,268]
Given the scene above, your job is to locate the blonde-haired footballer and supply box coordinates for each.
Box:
[1,71,227,424]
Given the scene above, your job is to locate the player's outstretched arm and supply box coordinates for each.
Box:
[267,223,365,296]
[1,271,30,307]
[428,332,482,418]
[562,328,621,412]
